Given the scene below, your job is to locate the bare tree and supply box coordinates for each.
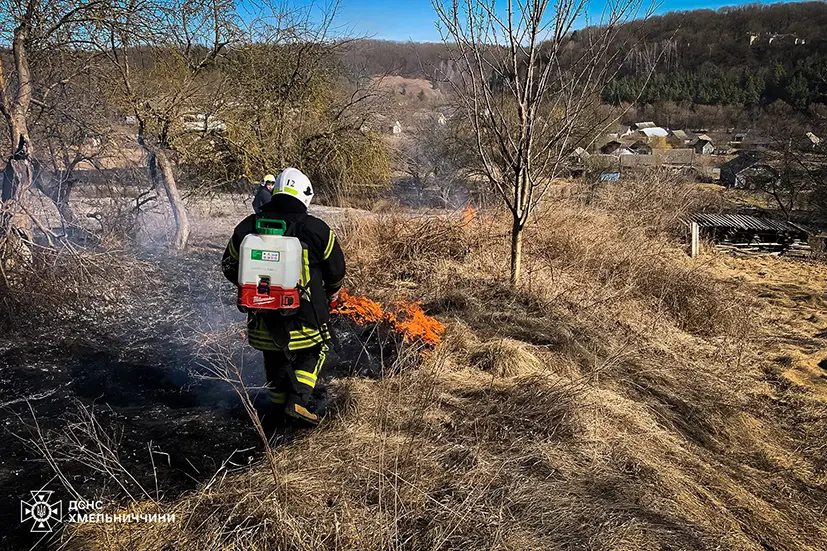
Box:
[750,102,827,221]
[0,0,105,259]
[32,53,118,230]
[433,0,652,285]
[401,114,474,207]
[216,0,391,204]
[95,0,238,249]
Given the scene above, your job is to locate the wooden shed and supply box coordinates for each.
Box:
[689,213,810,255]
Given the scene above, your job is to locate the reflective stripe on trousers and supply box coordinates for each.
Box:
[294,345,328,390]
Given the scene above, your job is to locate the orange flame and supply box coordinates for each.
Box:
[462,204,477,226]
[393,301,445,346]
[333,289,445,348]
[332,290,386,325]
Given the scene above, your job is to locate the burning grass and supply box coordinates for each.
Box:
[63,179,827,551]
[333,289,446,350]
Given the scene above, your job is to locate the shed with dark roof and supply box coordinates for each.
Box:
[689,213,809,251]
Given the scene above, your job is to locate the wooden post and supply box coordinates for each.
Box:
[690,221,700,258]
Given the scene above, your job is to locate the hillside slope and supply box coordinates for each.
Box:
[64,181,827,551]
[342,3,827,110]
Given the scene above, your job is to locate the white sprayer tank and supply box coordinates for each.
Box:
[238,233,303,289]
[237,219,304,312]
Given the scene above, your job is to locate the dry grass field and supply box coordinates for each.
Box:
[54,178,827,551]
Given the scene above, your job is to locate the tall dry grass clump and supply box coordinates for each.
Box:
[0,246,156,332]
[67,177,827,551]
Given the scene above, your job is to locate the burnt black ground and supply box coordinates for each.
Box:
[0,247,391,550]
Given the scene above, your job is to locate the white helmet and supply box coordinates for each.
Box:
[263,173,276,186]
[275,167,314,208]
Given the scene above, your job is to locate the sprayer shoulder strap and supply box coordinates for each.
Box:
[283,213,309,238]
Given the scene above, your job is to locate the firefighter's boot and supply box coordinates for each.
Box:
[285,401,320,426]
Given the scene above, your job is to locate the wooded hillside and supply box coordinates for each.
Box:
[342,2,827,110]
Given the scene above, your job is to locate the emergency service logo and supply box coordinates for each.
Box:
[21,491,62,533]
[20,489,176,534]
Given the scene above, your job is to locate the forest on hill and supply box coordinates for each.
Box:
[604,2,827,109]
[342,2,827,111]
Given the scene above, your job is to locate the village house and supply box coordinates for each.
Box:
[720,152,772,188]
[694,138,714,155]
[600,140,623,154]
[637,126,669,139]
[667,129,691,147]
[625,121,668,140]
[733,164,776,188]
[630,121,656,131]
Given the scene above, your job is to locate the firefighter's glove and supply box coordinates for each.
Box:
[327,289,341,309]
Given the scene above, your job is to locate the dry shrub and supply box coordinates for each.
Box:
[589,169,725,237]
[339,212,478,289]
[527,203,749,337]
[0,245,153,332]
[85,199,141,247]
[470,338,543,377]
[639,262,746,336]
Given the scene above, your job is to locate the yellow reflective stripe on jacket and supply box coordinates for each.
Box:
[248,338,280,351]
[287,324,330,351]
[288,337,322,350]
[295,372,317,386]
[302,249,311,292]
[247,316,278,350]
[289,325,330,341]
[322,231,335,260]
[228,239,239,260]
[247,319,329,351]
[248,332,279,350]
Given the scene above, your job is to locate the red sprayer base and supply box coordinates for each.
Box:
[238,284,300,311]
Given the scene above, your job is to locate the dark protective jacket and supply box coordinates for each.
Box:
[252,185,273,214]
[222,194,346,351]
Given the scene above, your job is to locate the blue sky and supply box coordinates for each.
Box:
[320,0,804,42]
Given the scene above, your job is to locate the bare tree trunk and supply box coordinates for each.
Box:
[147,147,189,250]
[0,23,35,247]
[1,158,34,269]
[33,164,76,227]
[2,158,34,237]
[510,218,524,287]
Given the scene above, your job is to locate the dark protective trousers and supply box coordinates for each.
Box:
[262,344,328,408]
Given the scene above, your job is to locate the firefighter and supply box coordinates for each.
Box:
[222,167,345,426]
[252,174,276,214]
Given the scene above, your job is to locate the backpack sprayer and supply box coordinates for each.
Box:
[237,218,303,311]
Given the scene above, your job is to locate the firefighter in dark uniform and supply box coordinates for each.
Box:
[252,174,276,214]
[222,167,345,425]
